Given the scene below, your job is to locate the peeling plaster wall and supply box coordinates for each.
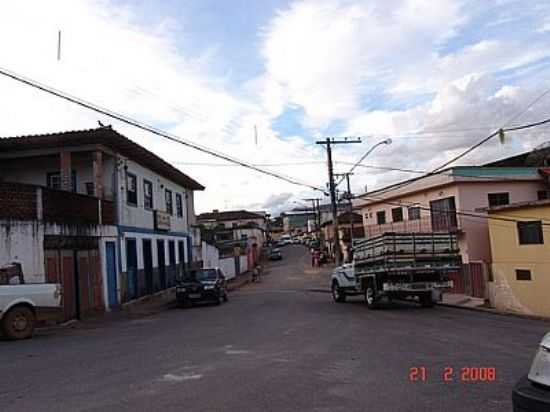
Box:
[0,220,45,283]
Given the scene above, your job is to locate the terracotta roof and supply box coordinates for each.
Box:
[197,210,265,222]
[0,126,204,190]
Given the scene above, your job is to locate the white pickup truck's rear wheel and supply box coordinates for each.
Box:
[332,282,346,303]
[2,306,35,340]
[420,293,435,308]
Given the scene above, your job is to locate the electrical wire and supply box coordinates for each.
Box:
[0,66,327,194]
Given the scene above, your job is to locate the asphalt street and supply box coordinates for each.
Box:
[1,245,549,412]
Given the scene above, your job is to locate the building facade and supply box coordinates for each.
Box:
[354,166,548,299]
[487,200,550,317]
[0,126,204,315]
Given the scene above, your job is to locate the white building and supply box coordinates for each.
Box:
[0,126,204,317]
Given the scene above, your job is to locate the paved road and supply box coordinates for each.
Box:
[1,245,549,411]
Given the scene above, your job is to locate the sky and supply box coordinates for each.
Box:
[1,0,550,216]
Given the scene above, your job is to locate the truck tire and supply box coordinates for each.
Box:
[331,282,346,303]
[365,281,378,309]
[420,293,435,308]
[2,305,35,340]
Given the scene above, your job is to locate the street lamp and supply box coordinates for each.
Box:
[337,138,393,187]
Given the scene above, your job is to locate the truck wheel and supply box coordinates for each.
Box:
[331,282,346,303]
[365,281,378,309]
[420,293,435,308]
[2,306,35,340]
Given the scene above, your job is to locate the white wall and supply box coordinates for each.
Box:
[239,254,248,274]
[119,232,188,273]
[117,158,192,233]
[0,220,45,283]
[219,257,236,280]
[0,152,117,200]
[202,241,219,267]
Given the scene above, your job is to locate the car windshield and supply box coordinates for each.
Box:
[187,269,217,282]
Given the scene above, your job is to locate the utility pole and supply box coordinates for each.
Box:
[316,137,361,265]
[304,197,321,239]
[335,172,355,258]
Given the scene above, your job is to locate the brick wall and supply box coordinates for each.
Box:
[0,182,37,220]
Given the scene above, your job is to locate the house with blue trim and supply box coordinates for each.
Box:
[0,126,204,315]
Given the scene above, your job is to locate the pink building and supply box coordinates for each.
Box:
[354,167,549,298]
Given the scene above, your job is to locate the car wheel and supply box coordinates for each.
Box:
[2,305,35,340]
[420,293,435,308]
[331,282,346,303]
[365,281,378,309]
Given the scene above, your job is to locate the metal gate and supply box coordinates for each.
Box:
[446,262,486,298]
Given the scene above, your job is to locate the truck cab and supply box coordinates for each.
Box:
[331,263,362,303]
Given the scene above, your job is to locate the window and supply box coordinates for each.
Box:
[408,207,421,220]
[176,193,183,217]
[126,173,137,206]
[47,171,76,192]
[143,180,153,210]
[391,207,403,222]
[537,190,550,200]
[517,221,543,245]
[516,269,532,281]
[488,192,510,207]
[429,197,457,231]
[376,211,386,225]
[165,189,173,215]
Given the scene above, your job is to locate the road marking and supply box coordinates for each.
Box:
[225,349,251,355]
[162,373,203,382]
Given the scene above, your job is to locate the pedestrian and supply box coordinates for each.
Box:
[313,249,320,267]
[310,248,315,267]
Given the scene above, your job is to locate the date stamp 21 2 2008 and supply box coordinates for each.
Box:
[409,367,497,383]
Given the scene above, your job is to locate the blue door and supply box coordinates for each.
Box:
[105,242,118,307]
[126,239,138,300]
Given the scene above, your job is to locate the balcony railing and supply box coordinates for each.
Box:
[0,181,115,225]
[364,216,460,238]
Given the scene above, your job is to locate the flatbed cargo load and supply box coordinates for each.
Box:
[331,232,461,309]
[353,232,461,273]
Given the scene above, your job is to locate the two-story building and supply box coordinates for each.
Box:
[0,126,204,315]
[354,166,548,300]
[486,199,550,317]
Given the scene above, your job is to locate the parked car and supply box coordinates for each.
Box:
[513,331,550,411]
[269,248,283,260]
[292,238,301,244]
[0,263,63,340]
[176,268,228,307]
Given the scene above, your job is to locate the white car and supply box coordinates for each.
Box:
[0,280,63,340]
[513,331,550,411]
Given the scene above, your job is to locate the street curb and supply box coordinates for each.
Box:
[437,302,550,322]
[227,275,251,292]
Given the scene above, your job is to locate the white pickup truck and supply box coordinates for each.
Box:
[0,263,63,340]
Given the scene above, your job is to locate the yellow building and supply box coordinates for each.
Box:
[487,199,550,317]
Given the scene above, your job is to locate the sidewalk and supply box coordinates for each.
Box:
[439,293,550,322]
[440,293,486,309]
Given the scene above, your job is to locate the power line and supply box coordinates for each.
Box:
[355,192,550,226]
[0,66,327,194]
[432,88,550,173]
